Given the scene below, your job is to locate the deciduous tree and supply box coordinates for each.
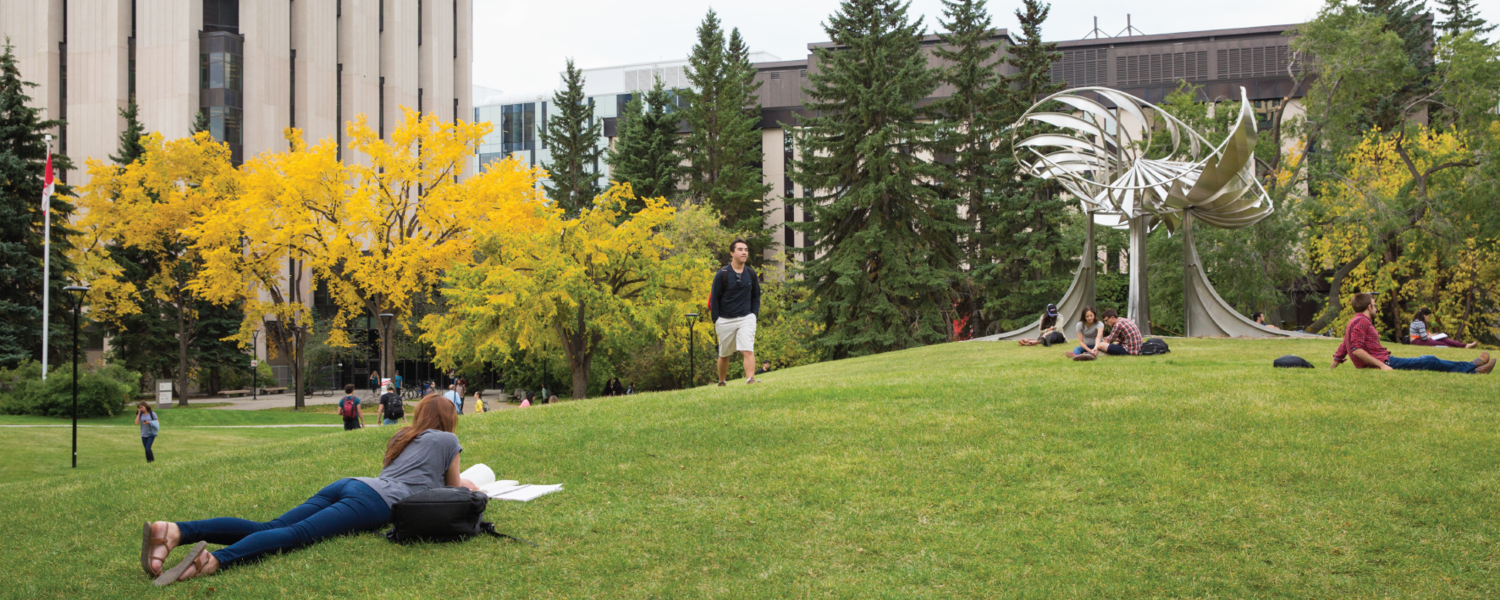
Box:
[423,185,713,399]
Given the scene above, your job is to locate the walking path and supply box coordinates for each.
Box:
[200,389,511,411]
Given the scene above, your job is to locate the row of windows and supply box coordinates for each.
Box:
[200,52,242,91]
[207,106,242,145]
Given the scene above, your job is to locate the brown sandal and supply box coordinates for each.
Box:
[140,522,172,577]
[153,541,207,586]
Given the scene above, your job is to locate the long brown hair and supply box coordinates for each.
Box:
[1079,305,1097,327]
[383,394,457,467]
[136,401,155,418]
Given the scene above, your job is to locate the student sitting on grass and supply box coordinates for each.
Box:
[139,395,480,585]
[1332,293,1492,374]
[1017,304,1066,346]
[1409,307,1478,348]
[1072,308,1141,359]
[1066,305,1106,358]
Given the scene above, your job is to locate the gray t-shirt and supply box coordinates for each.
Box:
[1076,320,1103,339]
[1410,319,1428,339]
[139,412,158,437]
[355,429,462,508]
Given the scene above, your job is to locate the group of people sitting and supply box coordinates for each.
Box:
[1017,304,1144,360]
[601,378,635,397]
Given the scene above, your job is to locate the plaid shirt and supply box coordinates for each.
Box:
[1106,318,1143,355]
[1333,313,1390,368]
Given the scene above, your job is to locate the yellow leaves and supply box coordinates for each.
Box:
[422,183,715,375]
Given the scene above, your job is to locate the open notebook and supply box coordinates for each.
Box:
[459,464,563,502]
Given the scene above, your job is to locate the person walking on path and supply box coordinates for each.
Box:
[1074,308,1141,359]
[454,376,466,402]
[138,395,479,585]
[134,401,159,463]
[472,391,486,414]
[338,385,365,430]
[1410,307,1478,348]
[392,373,403,395]
[1334,293,1493,374]
[378,387,406,426]
[443,385,463,415]
[710,239,763,386]
[368,371,380,392]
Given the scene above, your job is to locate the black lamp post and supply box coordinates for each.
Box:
[684,312,698,388]
[63,285,89,468]
[378,312,395,392]
[250,327,261,400]
[290,323,305,410]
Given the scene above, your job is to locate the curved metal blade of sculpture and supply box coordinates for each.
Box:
[969,86,1314,341]
[1012,86,1273,233]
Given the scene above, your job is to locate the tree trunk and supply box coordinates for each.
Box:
[1306,252,1370,334]
[176,309,190,407]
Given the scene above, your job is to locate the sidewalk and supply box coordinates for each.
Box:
[203,389,510,411]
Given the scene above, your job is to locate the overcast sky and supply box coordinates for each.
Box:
[472,0,1337,96]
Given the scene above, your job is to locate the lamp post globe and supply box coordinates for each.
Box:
[62,285,89,468]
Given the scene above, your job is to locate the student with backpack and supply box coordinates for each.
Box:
[140,394,480,585]
[379,386,406,426]
[338,384,365,430]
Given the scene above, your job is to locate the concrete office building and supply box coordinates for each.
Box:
[1,0,473,181]
[473,23,1304,267]
[1,0,473,385]
[473,53,780,187]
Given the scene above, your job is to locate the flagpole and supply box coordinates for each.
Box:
[41,135,52,380]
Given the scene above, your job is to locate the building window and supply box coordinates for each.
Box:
[202,0,240,34]
[199,52,242,91]
[207,106,242,145]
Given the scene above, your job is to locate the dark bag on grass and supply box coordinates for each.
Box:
[1140,338,1170,355]
[1273,355,1314,368]
[385,487,534,546]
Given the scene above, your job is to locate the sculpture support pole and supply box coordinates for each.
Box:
[1126,214,1152,335]
[1183,212,1196,336]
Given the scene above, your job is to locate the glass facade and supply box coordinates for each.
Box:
[207,106,242,145]
[199,52,242,91]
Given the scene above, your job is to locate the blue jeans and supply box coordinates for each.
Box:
[1387,355,1478,373]
[176,478,391,567]
[142,435,156,462]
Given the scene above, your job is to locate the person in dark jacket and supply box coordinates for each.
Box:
[710,239,763,386]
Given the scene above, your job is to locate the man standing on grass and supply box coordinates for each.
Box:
[1072,308,1140,360]
[710,239,763,386]
[1332,292,1493,374]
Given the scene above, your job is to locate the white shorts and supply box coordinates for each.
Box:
[715,314,757,357]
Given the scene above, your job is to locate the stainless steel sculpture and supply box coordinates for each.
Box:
[977,86,1311,341]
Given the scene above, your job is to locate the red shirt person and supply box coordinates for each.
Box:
[1332,292,1491,374]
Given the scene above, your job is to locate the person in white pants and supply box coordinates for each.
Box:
[710,239,763,386]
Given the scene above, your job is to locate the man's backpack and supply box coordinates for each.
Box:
[338,396,359,419]
[383,394,405,420]
[385,487,534,546]
[1273,355,1314,368]
[1140,338,1170,355]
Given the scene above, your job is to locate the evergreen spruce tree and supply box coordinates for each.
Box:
[0,40,78,369]
[1435,0,1495,38]
[1359,0,1436,131]
[101,101,179,389]
[606,76,682,208]
[680,10,772,253]
[788,0,961,358]
[540,59,604,216]
[974,0,1069,334]
[930,0,1006,336]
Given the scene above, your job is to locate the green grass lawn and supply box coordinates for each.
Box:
[0,405,346,484]
[1,338,1496,598]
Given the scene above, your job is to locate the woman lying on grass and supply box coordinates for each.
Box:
[140,394,479,586]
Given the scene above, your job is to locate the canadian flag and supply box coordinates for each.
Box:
[41,151,53,218]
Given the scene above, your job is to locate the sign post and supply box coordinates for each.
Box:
[155,380,173,410]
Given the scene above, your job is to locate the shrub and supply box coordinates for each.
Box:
[0,361,139,418]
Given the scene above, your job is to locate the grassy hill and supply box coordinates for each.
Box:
[2,338,1496,599]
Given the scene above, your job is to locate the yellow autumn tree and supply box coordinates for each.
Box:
[190,109,541,407]
[422,184,715,399]
[1306,126,1499,339]
[74,132,238,405]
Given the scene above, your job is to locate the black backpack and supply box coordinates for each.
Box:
[1140,338,1170,355]
[382,394,404,420]
[385,487,534,545]
[1273,355,1314,368]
